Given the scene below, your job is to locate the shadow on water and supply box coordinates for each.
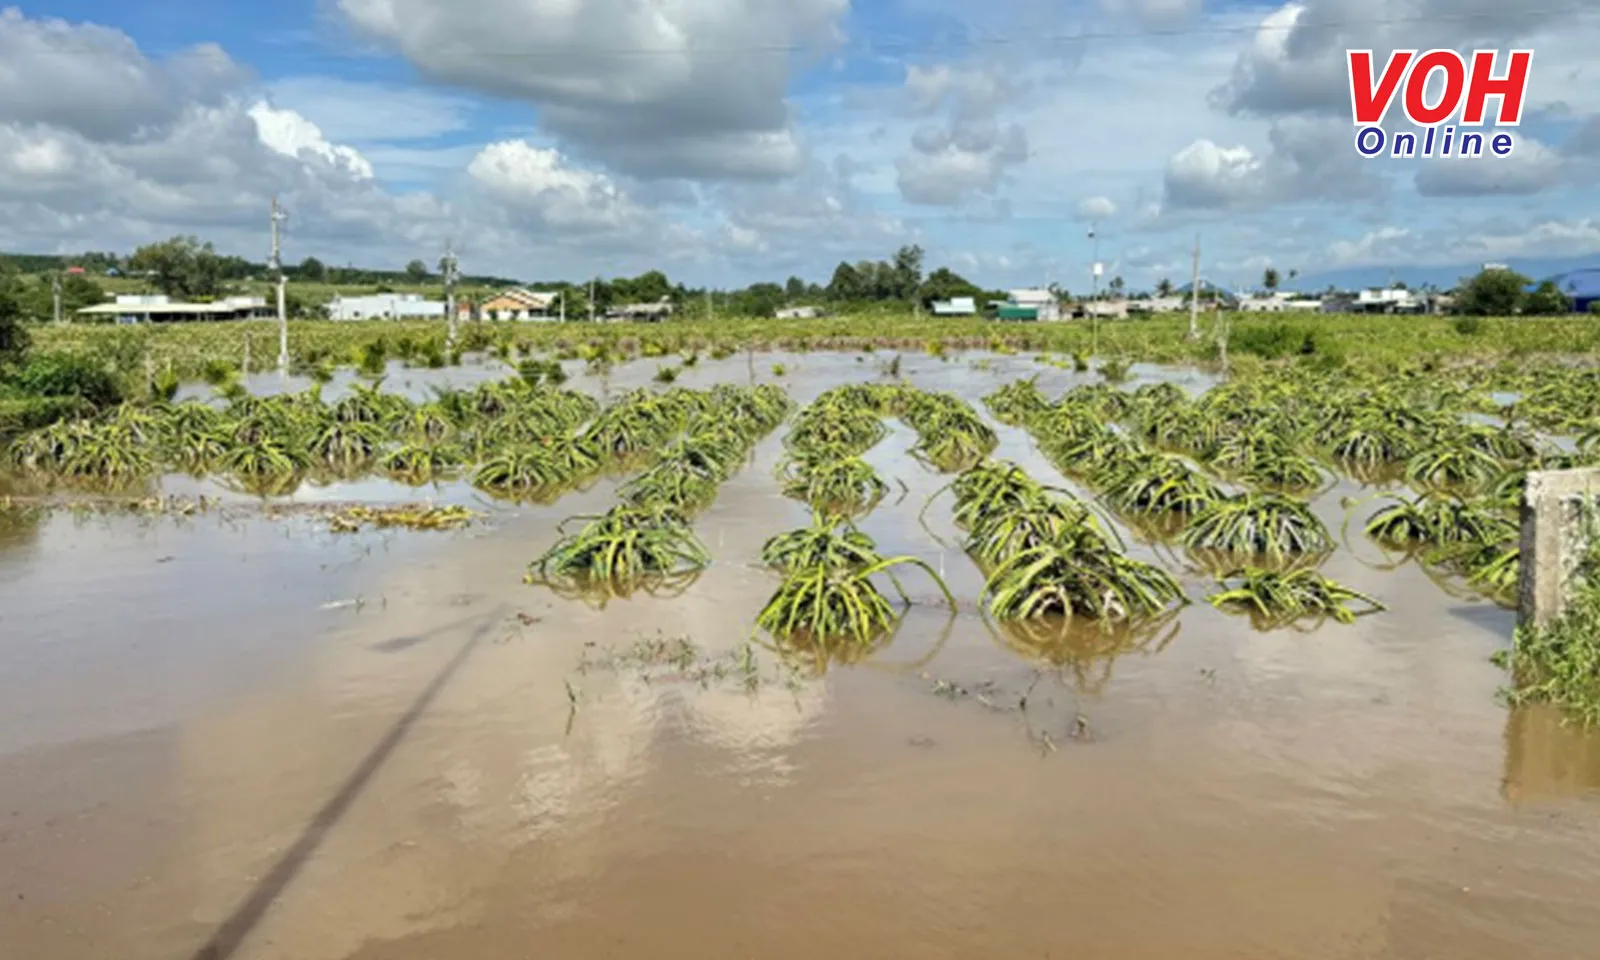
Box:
[187,604,509,960]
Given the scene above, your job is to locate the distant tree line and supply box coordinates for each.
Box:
[8,238,1592,322]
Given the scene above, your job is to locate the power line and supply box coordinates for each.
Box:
[402,9,1591,58]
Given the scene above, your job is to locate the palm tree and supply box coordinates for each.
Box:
[1156,278,1174,297]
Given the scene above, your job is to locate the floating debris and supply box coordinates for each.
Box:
[326,503,480,533]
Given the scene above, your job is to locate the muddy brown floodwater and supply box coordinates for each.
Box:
[4,352,1600,960]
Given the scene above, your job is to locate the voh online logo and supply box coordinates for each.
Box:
[1346,49,1532,158]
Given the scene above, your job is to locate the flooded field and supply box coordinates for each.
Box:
[4,352,1600,960]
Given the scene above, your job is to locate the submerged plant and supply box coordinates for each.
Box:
[984,377,1050,425]
[1356,491,1515,550]
[1208,567,1384,628]
[1094,452,1222,519]
[1404,441,1504,491]
[761,516,883,572]
[779,455,887,513]
[755,556,955,643]
[1182,493,1333,560]
[983,539,1185,622]
[473,445,585,493]
[531,504,711,586]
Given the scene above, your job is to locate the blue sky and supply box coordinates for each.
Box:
[1,0,1597,290]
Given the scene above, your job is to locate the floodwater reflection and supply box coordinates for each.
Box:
[1503,704,1600,805]
[988,610,1181,694]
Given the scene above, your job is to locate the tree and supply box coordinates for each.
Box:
[1109,275,1126,296]
[785,275,807,300]
[128,236,226,300]
[560,283,590,321]
[299,256,327,282]
[1156,278,1174,297]
[892,244,925,300]
[59,274,104,314]
[918,267,983,308]
[1525,279,1573,316]
[623,269,673,304]
[1263,267,1280,292]
[827,262,863,301]
[405,259,429,282]
[0,283,28,365]
[737,282,786,317]
[1456,267,1530,316]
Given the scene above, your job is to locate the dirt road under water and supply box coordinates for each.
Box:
[4,352,1600,959]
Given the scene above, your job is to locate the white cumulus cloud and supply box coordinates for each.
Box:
[248,103,374,180]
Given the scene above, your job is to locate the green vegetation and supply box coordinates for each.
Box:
[1208,567,1385,629]
[1496,519,1600,726]
[526,382,791,601]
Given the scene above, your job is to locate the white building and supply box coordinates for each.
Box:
[76,294,274,324]
[1354,287,1423,313]
[328,292,448,321]
[1239,291,1323,312]
[776,306,822,319]
[931,296,977,316]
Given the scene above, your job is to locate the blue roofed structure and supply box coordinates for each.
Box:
[1529,267,1600,312]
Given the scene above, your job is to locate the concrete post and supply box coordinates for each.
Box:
[1517,467,1600,630]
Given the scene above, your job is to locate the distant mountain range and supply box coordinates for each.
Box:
[1284,255,1600,293]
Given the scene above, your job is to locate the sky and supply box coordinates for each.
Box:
[1,0,1597,291]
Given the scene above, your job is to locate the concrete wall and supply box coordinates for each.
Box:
[1518,467,1600,629]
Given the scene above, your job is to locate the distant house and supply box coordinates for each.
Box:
[479,287,560,321]
[930,296,977,316]
[1067,299,1130,320]
[1352,287,1424,314]
[776,305,822,319]
[76,294,274,324]
[1008,288,1061,321]
[328,292,447,321]
[1129,295,1185,314]
[1239,292,1322,312]
[65,265,84,275]
[606,298,674,322]
[1321,293,1356,314]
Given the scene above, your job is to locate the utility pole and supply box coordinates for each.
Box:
[588,278,596,323]
[270,197,289,373]
[1187,233,1202,341]
[559,288,566,323]
[442,241,460,347]
[706,288,713,322]
[1089,222,1102,357]
[51,272,62,325]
